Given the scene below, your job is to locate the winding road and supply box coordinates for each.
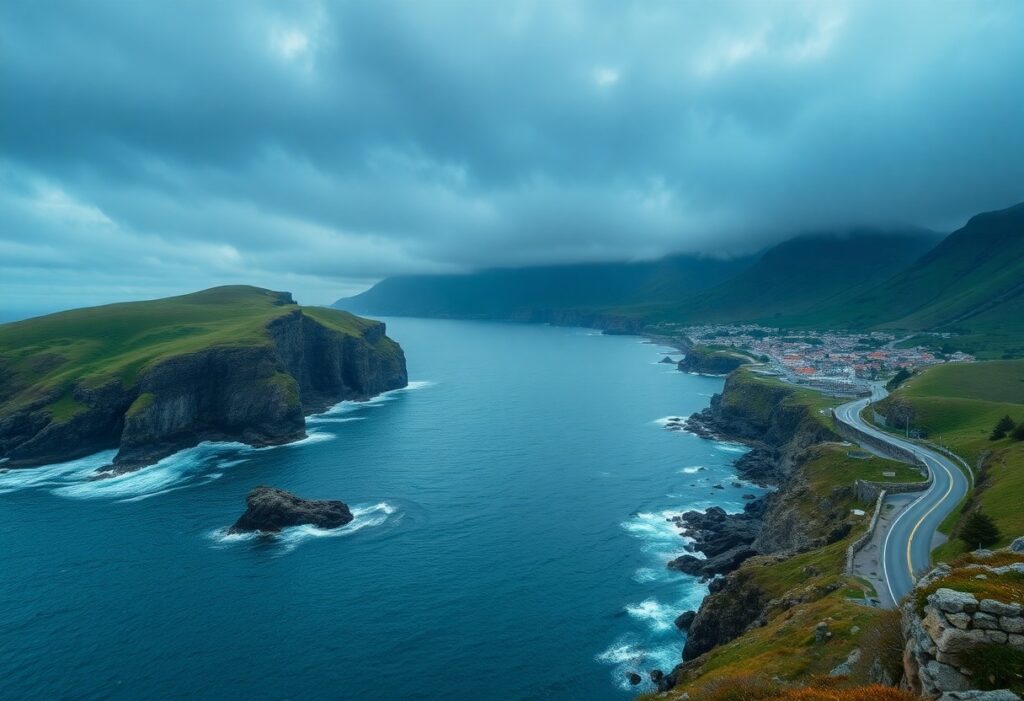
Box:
[833,391,971,605]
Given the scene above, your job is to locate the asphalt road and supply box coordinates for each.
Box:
[834,394,971,604]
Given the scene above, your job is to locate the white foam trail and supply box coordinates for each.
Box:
[0,450,117,495]
[280,429,335,447]
[305,416,366,425]
[209,502,398,554]
[53,441,247,501]
[312,380,435,418]
[680,466,703,474]
[715,442,749,454]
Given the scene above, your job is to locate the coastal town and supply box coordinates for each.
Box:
[663,323,974,393]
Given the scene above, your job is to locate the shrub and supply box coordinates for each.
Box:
[959,511,1002,549]
[967,643,1024,693]
[991,415,1016,440]
[849,609,903,684]
[1012,423,1024,441]
[885,369,912,392]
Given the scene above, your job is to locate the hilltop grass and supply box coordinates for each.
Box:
[878,361,1024,558]
[0,287,379,422]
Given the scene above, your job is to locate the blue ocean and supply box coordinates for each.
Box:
[0,318,760,700]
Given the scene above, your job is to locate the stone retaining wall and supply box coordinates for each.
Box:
[903,561,1024,698]
[831,410,923,466]
[846,489,886,574]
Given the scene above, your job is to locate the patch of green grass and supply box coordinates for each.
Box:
[914,567,1024,614]
[269,372,301,407]
[46,390,85,423]
[125,392,155,418]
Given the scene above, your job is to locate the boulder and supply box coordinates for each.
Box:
[625,672,641,686]
[1009,536,1024,553]
[930,588,979,614]
[229,486,354,534]
[675,610,697,631]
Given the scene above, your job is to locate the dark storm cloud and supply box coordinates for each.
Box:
[2,0,1023,309]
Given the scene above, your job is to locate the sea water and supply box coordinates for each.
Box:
[0,318,759,700]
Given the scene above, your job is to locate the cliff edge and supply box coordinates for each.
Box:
[0,286,408,472]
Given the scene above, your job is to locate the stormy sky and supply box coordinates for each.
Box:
[2,0,1023,313]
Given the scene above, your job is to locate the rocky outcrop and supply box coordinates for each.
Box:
[903,555,1024,699]
[677,347,750,375]
[668,503,765,577]
[682,567,770,660]
[0,305,407,473]
[229,486,354,534]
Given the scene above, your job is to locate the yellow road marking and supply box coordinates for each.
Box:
[904,455,954,579]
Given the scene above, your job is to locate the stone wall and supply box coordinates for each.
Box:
[831,410,923,466]
[903,553,1024,699]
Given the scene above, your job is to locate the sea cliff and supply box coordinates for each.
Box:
[0,287,407,472]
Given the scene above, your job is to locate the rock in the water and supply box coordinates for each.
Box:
[659,356,677,364]
[675,610,697,631]
[625,671,641,686]
[229,486,353,534]
[649,669,664,683]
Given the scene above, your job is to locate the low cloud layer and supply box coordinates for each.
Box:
[3,0,1023,312]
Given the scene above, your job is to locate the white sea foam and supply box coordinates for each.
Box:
[312,380,435,418]
[209,501,398,553]
[0,450,117,495]
[52,441,247,501]
[653,416,687,427]
[596,636,684,692]
[715,441,749,454]
[680,466,703,474]
[626,598,679,633]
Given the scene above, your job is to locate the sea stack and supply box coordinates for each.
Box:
[229,486,354,534]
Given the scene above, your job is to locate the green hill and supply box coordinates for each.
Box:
[645,229,940,324]
[815,202,1024,349]
[0,286,406,470]
[334,254,753,319]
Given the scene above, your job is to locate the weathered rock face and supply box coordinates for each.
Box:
[903,558,1024,699]
[1,308,407,472]
[229,486,354,534]
[682,568,769,660]
[677,347,749,375]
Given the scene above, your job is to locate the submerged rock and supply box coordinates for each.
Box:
[229,486,353,534]
[625,671,642,686]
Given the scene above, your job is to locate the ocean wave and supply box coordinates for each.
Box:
[0,450,117,495]
[626,598,680,633]
[596,635,684,692]
[312,380,435,418]
[714,441,750,454]
[209,501,398,553]
[52,441,248,501]
[679,466,704,474]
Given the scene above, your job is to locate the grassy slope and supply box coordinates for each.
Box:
[654,376,920,698]
[879,361,1024,558]
[0,286,376,423]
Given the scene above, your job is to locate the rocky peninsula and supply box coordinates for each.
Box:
[0,286,408,473]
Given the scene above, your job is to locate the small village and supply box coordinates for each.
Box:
[673,323,974,393]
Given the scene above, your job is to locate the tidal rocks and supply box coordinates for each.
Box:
[675,610,697,631]
[229,486,354,534]
[625,671,642,686]
[660,356,677,364]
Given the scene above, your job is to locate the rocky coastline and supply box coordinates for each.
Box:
[646,366,844,689]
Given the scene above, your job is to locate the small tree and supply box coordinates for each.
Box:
[991,415,1015,441]
[886,368,912,392]
[959,511,1001,549]
[1013,422,1024,441]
